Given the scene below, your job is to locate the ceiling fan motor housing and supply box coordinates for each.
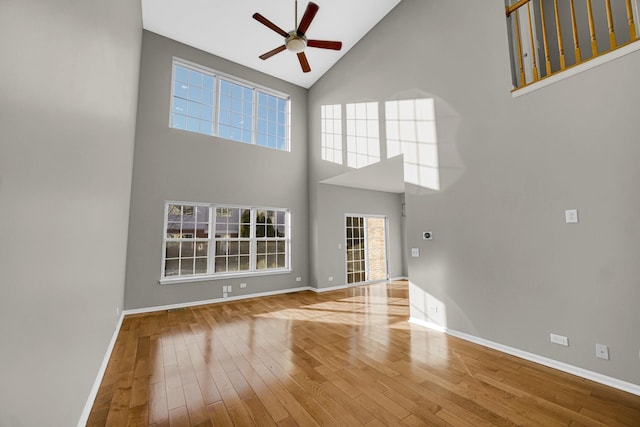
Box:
[286,31,307,53]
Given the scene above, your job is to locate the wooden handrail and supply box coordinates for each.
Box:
[506,0,640,90]
[605,0,617,49]
[506,0,531,17]
[587,0,599,57]
[527,2,539,81]
[538,0,552,76]
[625,0,637,40]
[569,0,582,63]
[553,0,566,70]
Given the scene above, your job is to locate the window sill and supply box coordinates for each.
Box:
[512,40,640,98]
[159,269,292,285]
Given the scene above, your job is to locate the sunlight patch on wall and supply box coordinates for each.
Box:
[346,102,380,169]
[321,104,343,165]
[386,98,440,190]
[408,280,447,329]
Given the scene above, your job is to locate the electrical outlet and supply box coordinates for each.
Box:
[550,333,569,346]
[116,307,120,317]
[411,248,420,257]
[565,209,579,223]
[596,344,609,360]
[223,292,228,298]
[296,277,302,282]
[240,283,247,288]
[429,305,438,313]
[228,285,232,292]
[328,276,334,281]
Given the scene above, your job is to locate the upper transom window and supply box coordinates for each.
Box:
[170,58,290,151]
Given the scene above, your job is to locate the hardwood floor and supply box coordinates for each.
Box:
[87,281,640,426]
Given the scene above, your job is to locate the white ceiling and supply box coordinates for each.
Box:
[141,0,401,88]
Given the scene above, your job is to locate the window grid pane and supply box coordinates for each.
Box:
[170,60,289,152]
[171,65,215,136]
[218,79,254,143]
[164,203,211,278]
[346,102,380,168]
[164,203,289,279]
[257,91,288,151]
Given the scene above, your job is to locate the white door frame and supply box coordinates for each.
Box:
[344,213,389,286]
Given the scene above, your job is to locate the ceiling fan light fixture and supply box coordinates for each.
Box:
[285,32,307,53]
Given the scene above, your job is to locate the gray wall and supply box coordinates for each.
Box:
[306,59,410,289]
[0,0,141,426]
[309,0,640,386]
[314,184,405,289]
[124,31,309,309]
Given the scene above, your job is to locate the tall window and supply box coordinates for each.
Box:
[170,59,290,152]
[386,98,439,190]
[162,202,290,282]
[321,104,343,164]
[164,204,211,277]
[346,102,380,168]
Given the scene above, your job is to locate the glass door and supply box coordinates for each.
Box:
[345,215,388,285]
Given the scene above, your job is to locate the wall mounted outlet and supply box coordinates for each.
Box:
[596,344,609,360]
[550,333,569,346]
[565,209,579,224]
[328,276,334,281]
[296,277,302,282]
[240,283,247,288]
[116,307,120,317]
[411,248,420,257]
[223,292,228,298]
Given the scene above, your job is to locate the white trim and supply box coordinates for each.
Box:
[308,284,350,293]
[390,276,409,281]
[76,312,125,427]
[159,268,293,285]
[512,40,640,97]
[409,317,640,397]
[173,57,290,99]
[123,286,312,315]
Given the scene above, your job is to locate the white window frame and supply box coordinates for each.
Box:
[170,57,291,152]
[160,201,292,285]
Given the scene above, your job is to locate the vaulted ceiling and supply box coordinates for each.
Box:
[141,0,402,88]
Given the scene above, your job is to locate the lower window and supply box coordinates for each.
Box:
[162,202,290,282]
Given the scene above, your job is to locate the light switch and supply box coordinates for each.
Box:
[411,248,420,257]
[565,209,579,224]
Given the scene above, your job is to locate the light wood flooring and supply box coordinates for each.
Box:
[87,281,640,426]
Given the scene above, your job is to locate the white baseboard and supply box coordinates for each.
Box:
[308,284,349,293]
[390,276,409,281]
[77,312,125,427]
[123,286,313,315]
[409,317,640,397]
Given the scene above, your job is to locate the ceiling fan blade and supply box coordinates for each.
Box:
[307,40,342,50]
[297,52,311,73]
[297,2,319,36]
[253,13,289,37]
[259,45,287,60]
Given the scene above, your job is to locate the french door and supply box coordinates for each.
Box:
[345,215,388,285]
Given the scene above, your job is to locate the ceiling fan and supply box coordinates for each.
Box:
[252,1,343,73]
